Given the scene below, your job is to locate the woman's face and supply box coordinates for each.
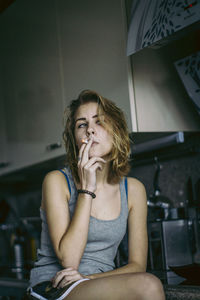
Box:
[74,102,113,159]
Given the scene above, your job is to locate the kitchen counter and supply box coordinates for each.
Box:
[164,285,200,300]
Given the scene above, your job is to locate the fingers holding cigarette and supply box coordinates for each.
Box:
[78,137,93,163]
[81,138,89,144]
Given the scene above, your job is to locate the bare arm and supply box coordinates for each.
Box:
[42,137,105,270]
[87,177,148,279]
[42,170,94,270]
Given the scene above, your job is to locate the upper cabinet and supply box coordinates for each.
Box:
[1,0,199,177]
[127,0,200,55]
[0,0,66,176]
[126,0,200,131]
[0,0,133,176]
[55,0,133,129]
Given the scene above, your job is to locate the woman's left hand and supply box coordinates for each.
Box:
[52,267,85,288]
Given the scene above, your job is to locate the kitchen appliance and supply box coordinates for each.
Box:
[186,177,200,263]
[127,0,200,55]
[148,219,193,284]
[147,157,171,221]
[131,132,184,156]
[162,220,193,268]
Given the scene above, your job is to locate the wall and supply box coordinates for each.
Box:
[129,133,200,207]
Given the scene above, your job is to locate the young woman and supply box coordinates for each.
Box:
[28,90,165,300]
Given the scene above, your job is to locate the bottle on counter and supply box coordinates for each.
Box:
[11,227,25,279]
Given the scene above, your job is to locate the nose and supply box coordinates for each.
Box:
[86,126,95,136]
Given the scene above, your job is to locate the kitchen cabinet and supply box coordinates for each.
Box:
[1,1,199,177]
[125,0,200,131]
[127,0,200,56]
[0,0,134,176]
[0,0,66,176]
[56,0,133,129]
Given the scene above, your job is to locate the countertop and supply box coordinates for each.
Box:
[164,285,200,300]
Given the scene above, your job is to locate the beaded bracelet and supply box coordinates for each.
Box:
[77,189,96,199]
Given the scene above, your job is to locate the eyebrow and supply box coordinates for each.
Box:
[75,114,98,124]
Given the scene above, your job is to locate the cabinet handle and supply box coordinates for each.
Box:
[0,162,10,169]
[46,142,62,151]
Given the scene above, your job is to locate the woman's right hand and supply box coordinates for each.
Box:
[52,267,84,289]
[78,137,106,193]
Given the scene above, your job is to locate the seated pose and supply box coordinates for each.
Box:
[28,90,165,300]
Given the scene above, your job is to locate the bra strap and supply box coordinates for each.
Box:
[58,169,71,195]
[125,177,128,199]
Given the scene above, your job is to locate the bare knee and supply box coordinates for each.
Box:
[127,273,165,300]
[143,273,165,299]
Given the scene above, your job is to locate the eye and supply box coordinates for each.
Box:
[77,122,87,129]
[96,119,101,125]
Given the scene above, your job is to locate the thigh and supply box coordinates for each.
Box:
[66,272,161,300]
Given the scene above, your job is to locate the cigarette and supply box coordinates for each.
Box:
[81,138,89,144]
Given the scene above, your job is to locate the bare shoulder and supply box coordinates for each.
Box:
[127,177,146,195]
[127,177,147,210]
[41,170,70,209]
[43,170,66,185]
[42,170,69,194]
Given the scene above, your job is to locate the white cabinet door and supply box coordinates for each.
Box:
[56,0,133,131]
[0,0,134,176]
[0,0,65,176]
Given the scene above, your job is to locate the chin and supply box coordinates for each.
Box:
[89,152,100,158]
[89,149,101,157]
[89,150,111,160]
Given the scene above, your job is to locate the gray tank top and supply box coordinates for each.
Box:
[29,167,128,287]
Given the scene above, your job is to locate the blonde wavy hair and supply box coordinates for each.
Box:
[63,90,130,184]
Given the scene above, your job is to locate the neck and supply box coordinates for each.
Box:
[96,161,110,186]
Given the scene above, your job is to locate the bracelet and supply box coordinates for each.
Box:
[77,189,96,199]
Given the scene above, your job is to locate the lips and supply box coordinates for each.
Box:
[91,141,98,147]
